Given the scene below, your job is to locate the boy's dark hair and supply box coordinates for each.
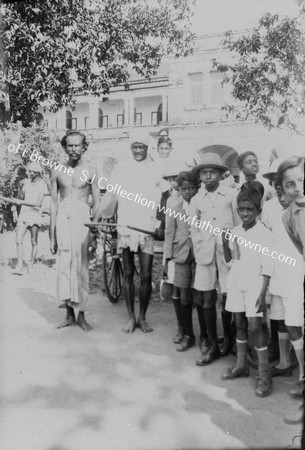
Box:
[237,151,257,169]
[157,136,172,148]
[176,171,199,188]
[61,130,89,152]
[240,180,265,198]
[275,156,304,188]
[237,181,263,211]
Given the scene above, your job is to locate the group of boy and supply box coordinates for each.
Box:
[11,130,304,425]
[162,150,304,425]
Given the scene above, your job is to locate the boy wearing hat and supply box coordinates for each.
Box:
[13,161,48,274]
[190,153,239,365]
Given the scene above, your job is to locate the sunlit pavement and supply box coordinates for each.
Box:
[0,232,302,450]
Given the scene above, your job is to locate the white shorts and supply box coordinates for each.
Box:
[226,285,263,318]
[269,294,304,327]
[194,248,229,293]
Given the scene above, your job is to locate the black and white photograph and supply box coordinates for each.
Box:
[0,0,304,449]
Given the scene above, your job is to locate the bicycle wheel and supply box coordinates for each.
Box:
[102,236,123,303]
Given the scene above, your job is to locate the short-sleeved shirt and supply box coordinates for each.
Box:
[227,221,274,291]
[261,197,304,296]
[110,158,163,236]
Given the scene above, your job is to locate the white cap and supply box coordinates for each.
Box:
[28,162,42,173]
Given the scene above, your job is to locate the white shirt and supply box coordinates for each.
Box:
[110,158,163,235]
[261,197,304,297]
[227,221,274,291]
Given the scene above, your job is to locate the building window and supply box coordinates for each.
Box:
[135,112,142,125]
[84,117,90,129]
[151,105,162,126]
[71,118,77,129]
[117,114,124,127]
[98,108,109,128]
[189,72,204,107]
[66,110,72,129]
[99,114,108,128]
[210,70,224,106]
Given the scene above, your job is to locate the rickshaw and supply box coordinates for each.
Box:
[86,219,164,304]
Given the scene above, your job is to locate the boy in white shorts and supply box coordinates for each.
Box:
[262,182,304,382]
[221,183,274,397]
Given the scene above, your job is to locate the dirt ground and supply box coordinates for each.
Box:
[0,230,303,450]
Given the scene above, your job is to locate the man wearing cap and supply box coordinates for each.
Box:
[94,135,164,333]
[13,161,49,274]
[190,153,239,365]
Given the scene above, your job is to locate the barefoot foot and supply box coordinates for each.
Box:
[122,319,137,333]
[56,317,76,329]
[138,318,153,333]
[77,315,93,331]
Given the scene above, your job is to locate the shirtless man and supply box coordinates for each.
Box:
[49,130,100,331]
[94,136,163,333]
[14,162,48,274]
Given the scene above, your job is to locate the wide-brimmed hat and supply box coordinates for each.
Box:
[192,152,228,174]
[262,159,282,181]
[28,162,42,173]
[162,162,188,179]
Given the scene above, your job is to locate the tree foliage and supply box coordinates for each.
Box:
[2,0,194,126]
[213,5,305,132]
[0,124,63,197]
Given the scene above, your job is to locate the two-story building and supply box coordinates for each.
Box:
[38,32,305,180]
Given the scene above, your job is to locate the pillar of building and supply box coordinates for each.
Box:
[88,96,99,128]
[162,94,168,123]
[129,97,135,125]
[57,107,66,130]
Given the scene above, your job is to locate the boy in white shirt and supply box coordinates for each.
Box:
[222,183,273,397]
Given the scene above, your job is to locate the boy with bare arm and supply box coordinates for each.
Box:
[49,131,100,331]
[221,183,273,397]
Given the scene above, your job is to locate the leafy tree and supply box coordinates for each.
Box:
[0,124,63,197]
[213,2,305,132]
[2,0,194,126]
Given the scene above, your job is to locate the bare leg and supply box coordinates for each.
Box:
[77,311,93,331]
[14,221,27,273]
[138,250,153,332]
[29,225,39,269]
[57,304,76,328]
[122,248,137,333]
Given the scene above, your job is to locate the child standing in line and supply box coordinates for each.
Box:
[190,153,239,365]
[163,171,199,351]
[276,156,304,425]
[261,181,304,383]
[221,184,274,397]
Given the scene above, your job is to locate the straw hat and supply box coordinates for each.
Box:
[162,162,188,179]
[262,159,282,181]
[192,152,228,174]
